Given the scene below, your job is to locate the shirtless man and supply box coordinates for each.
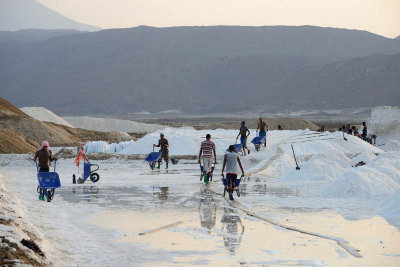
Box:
[236,121,250,155]
[256,117,268,147]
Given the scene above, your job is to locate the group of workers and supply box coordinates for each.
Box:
[33,118,379,200]
[33,118,270,198]
[338,121,374,143]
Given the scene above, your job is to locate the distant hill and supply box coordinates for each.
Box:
[0,26,400,115]
[63,116,164,133]
[0,0,100,31]
[21,107,75,128]
[0,29,85,43]
[396,35,400,40]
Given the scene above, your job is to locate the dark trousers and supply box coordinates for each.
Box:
[226,173,238,192]
[362,134,367,140]
[39,167,49,172]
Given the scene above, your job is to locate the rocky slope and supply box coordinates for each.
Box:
[0,98,130,153]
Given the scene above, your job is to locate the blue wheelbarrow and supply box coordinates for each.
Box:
[73,155,100,184]
[145,147,164,170]
[36,160,61,202]
[199,162,216,184]
[251,136,266,151]
[221,174,243,201]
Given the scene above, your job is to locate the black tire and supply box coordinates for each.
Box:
[90,173,100,183]
[237,189,240,197]
[72,174,76,184]
[46,190,52,202]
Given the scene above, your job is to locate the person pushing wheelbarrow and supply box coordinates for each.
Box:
[221,145,245,201]
[33,141,57,200]
[198,134,217,183]
[153,133,169,169]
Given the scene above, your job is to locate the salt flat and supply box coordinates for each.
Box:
[1,129,399,266]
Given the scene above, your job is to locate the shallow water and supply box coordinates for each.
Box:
[1,156,399,266]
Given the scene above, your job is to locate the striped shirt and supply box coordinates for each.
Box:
[201,140,216,158]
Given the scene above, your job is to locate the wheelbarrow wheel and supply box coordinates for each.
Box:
[46,190,52,202]
[90,173,100,183]
[236,189,240,197]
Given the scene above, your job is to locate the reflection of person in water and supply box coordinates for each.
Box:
[199,191,217,232]
[221,207,245,255]
[153,186,169,202]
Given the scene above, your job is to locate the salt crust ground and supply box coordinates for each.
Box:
[1,128,400,265]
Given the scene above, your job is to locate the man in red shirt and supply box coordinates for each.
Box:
[198,134,217,180]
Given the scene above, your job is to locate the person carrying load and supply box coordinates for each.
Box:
[33,141,57,200]
[236,121,250,155]
[198,134,217,181]
[256,117,268,147]
[153,133,169,169]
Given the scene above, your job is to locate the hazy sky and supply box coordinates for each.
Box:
[37,0,400,38]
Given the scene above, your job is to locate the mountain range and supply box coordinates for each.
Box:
[0,25,399,115]
[0,0,100,32]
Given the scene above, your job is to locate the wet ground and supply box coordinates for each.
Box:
[1,156,400,266]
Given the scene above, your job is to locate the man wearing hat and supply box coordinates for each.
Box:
[33,141,57,200]
[34,141,57,172]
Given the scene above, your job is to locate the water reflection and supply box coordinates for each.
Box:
[253,184,267,195]
[68,186,100,203]
[220,207,245,255]
[199,190,217,231]
[239,184,248,196]
[152,186,169,202]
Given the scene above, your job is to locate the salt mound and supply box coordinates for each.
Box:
[64,116,164,133]
[281,151,350,182]
[371,152,400,184]
[323,166,400,197]
[350,152,376,167]
[378,190,400,222]
[369,106,400,148]
[84,140,135,154]
[84,141,108,154]
[380,140,400,152]
[21,106,74,128]
[258,153,295,178]
[282,131,382,159]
